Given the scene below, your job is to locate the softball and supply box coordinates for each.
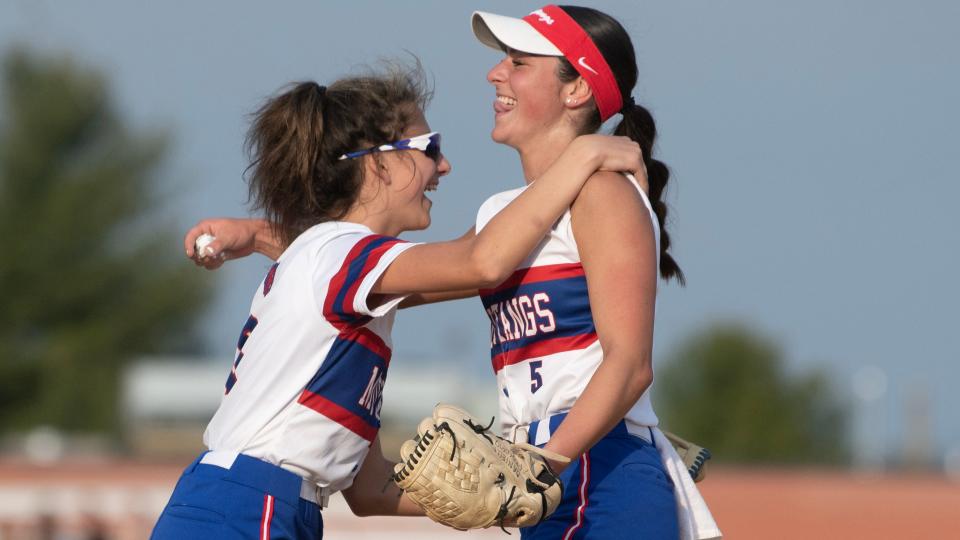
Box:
[195,233,217,259]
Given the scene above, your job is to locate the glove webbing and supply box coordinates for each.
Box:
[391,430,435,483]
[688,447,711,481]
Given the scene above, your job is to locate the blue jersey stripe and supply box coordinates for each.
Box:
[330,236,396,322]
[300,331,390,435]
[482,275,595,361]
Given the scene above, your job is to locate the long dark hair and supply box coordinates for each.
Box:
[556,6,684,284]
[245,63,431,246]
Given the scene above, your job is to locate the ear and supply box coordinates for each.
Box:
[363,154,391,185]
[562,77,593,111]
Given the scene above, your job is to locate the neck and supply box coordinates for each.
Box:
[341,204,399,237]
[515,129,579,184]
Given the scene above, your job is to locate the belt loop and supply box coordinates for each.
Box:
[513,425,530,445]
[317,485,329,509]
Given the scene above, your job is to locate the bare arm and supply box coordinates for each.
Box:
[374,135,643,295]
[184,218,284,268]
[341,437,425,517]
[399,289,479,309]
[184,136,642,285]
[397,227,479,308]
[540,172,658,473]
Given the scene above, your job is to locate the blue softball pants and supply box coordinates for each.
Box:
[521,415,679,540]
[151,452,323,539]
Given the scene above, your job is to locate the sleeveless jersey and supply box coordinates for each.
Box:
[475,174,660,437]
[203,221,415,493]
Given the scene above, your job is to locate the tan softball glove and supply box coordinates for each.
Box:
[393,404,569,531]
[663,430,712,483]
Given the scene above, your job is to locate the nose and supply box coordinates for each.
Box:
[487,57,509,85]
[437,153,452,176]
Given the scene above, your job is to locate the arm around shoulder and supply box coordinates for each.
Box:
[373,143,615,296]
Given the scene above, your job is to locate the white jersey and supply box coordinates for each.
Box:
[475,174,660,438]
[203,221,415,493]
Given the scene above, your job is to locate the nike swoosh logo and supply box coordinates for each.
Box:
[578,56,599,76]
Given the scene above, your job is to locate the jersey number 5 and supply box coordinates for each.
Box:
[530,360,543,394]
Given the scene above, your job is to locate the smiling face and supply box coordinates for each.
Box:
[487,51,570,150]
[375,108,451,235]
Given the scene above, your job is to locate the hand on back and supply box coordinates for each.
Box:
[572,134,647,186]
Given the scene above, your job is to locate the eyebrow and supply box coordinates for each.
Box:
[504,48,537,60]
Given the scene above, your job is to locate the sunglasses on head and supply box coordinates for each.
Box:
[338,132,442,163]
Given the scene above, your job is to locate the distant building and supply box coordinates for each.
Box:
[121,358,225,458]
[120,356,500,458]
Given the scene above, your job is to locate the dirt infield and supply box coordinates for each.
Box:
[697,468,960,539]
[2,460,958,539]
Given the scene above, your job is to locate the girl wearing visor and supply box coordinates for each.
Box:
[464,6,719,539]
[157,65,644,539]
[184,5,721,540]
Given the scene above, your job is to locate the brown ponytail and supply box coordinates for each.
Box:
[245,63,431,246]
[615,103,685,284]
[557,5,684,284]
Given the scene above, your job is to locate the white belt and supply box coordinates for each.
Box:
[200,450,331,508]
[515,412,653,446]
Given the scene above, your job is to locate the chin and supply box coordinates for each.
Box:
[490,124,511,145]
[410,214,431,232]
[490,125,522,149]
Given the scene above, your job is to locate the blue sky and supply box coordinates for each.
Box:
[2,1,958,461]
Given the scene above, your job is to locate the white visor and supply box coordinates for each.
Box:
[471,11,563,56]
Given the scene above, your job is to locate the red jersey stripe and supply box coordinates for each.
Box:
[323,235,405,330]
[262,263,279,296]
[298,390,378,442]
[480,263,585,296]
[340,239,404,320]
[491,332,598,373]
[324,236,380,326]
[342,327,392,367]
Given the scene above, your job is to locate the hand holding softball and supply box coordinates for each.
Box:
[184,218,262,269]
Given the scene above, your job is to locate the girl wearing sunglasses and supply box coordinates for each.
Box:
[154,65,643,539]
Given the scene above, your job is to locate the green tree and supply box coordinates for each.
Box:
[0,49,211,434]
[656,323,848,464]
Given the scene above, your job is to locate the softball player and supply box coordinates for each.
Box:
[468,5,720,539]
[156,66,645,538]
